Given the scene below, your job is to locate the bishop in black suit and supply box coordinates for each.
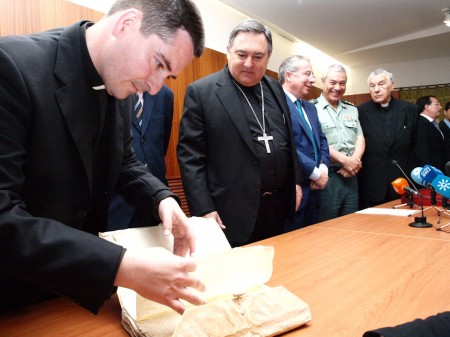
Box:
[177,19,303,247]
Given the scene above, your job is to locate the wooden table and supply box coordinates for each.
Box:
[2,200,450,337]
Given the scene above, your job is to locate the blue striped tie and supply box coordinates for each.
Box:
[134,94,143,129]
[295,99,319,164]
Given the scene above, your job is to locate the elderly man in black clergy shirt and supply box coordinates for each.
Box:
[177,19,304,248]
[357,68,418,209]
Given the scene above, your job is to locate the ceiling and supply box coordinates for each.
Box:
[218,0,450,68]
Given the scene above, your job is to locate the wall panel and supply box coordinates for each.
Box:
[0,0,103,36]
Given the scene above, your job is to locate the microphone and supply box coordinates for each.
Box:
[420,165,444,183]
[391,177,409,195]
[391,175,431,228]
[392,160,419,192]
[411,167,428,186]
[391,177,415,209]
[404,186,420,196]
[419,165,450,199]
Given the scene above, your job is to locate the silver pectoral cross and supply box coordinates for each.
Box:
[258,132,274,153]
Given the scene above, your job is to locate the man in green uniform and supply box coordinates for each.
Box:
[313,64,365,221]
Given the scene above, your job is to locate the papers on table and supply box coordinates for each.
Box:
[356,207,420,217]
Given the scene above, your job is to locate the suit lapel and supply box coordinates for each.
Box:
[216,69,256,155]
[302,101,320,146]
[288,98,312,143]
[53,22,97,190]
[267,78,290,130]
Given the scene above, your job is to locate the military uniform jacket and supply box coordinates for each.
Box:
[314,94,363,163]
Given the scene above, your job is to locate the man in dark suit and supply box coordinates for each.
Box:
[414,95,445,171]
[177,19,304,247]
[439,101,450,163]
[0,0,206,315]
[358,68,418,209]
[279,55,330,230]
[108,86,174,230]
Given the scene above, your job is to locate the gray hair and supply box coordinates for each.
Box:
[228,19,273,56]
[321,64,347,81]
[278,55,310,85]
[107,0,205,57]
[367,68,394,85]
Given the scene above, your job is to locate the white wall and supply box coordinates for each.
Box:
[67,0,450,95]
[192,0,347,91]
[352,57,450,94]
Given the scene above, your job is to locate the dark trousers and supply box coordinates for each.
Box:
[318,170,358,222]
[284,188,320,232]
[229,192,288,247]
[359,186,397,210]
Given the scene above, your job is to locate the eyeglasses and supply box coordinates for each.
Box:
[290,71,315,78]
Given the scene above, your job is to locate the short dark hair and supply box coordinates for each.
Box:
[416,95,437,114]
[228,19,272,56]
[445,101,450,111]
[107,0,205,57]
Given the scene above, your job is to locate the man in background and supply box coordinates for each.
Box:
[177,19,303,247]
[313,64,365,221]
[108,85,174,230]
[358,68,418,209]
[279,55,329,230]
[439,101,450,163]
[414,95,445,172]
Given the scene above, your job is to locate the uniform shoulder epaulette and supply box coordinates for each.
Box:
[310,98,318,104]
[341,100,355,106]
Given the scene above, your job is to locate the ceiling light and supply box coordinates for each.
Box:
[443,8,450,27]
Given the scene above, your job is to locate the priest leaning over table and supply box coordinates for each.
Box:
[0,0,208,314]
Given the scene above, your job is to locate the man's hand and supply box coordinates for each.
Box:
[311,170,328,190]
[158,197,195,257]
[295,184,303,211]
[114,247,206,314]
[203,211,226,229]
[341,156,362,175]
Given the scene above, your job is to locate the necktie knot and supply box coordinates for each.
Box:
[295,99,302,111]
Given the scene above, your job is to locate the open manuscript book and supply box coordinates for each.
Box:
[99,217,311,337]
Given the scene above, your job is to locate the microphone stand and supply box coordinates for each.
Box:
[408,190,432,228]
[393,193,416,209]
[436,197,450,229]
[392,159,420,210]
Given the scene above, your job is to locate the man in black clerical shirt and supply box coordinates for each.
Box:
[357,68,418,209]
[177,19,304,247]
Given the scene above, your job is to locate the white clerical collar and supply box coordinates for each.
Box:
[92,85,105,90]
